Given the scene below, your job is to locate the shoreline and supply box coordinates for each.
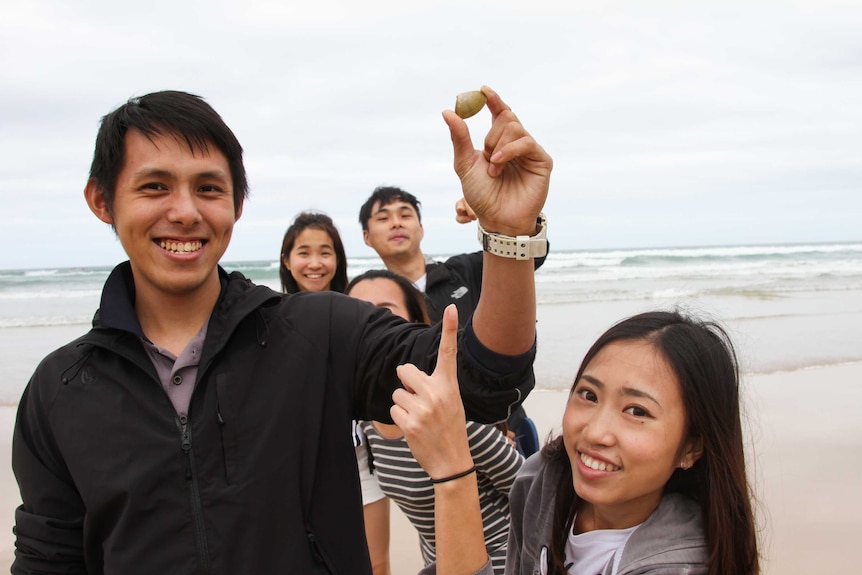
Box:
[3,362,860,572]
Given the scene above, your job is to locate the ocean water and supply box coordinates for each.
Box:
[1,242,861,401]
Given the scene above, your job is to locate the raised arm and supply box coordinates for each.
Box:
[444,86,552,356]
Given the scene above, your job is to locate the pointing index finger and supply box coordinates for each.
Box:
[432,305,459,387]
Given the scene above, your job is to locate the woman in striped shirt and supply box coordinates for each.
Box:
[347,269,524,575]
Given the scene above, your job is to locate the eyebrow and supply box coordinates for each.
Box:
[294,243,334,250]
[580,374,662,407]
[373,204,414,216]
[133,167,230,183]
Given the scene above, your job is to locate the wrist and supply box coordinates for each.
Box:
[476,217,540,237]
[430,465,477,484]
[478,213,547,260]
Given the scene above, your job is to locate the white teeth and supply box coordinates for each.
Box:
[159,240,203,253]
[580,452,620,472]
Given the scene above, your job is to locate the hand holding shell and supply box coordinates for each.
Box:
[442,85,552,238]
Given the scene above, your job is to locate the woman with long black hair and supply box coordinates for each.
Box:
[397,310,760,575]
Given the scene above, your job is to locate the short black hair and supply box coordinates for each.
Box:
[358,186,421,231]
[88,90,247,215]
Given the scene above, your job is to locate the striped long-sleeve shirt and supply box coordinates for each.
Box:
[361,420,524,574]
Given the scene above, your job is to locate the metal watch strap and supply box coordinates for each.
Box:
[477,213,548,260]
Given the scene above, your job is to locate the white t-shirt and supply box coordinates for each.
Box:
[413,272,427,293]
[564,521,639,575]
[353,421,385,505]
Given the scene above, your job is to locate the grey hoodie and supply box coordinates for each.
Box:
[506,454,708,575]
[419,454,707,575]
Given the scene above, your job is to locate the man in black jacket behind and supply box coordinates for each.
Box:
[359,186,548,454]
[12,86,552,574]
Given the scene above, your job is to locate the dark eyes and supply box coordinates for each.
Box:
[573,387,652,418]
[140,183,224,193]
[623,406,650,417]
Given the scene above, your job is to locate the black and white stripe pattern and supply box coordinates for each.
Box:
[361,420,524,574]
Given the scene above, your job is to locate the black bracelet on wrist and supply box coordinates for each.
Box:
[429,465,477,484]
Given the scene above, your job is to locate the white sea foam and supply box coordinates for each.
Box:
[1,242,861,401]
[2,242,858,326]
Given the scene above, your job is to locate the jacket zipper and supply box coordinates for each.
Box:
[306,530,337,574]
[178,414,210,574]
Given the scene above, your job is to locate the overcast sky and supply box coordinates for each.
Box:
[1,0,860,270]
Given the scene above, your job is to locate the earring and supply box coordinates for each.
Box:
[679,461,691,470]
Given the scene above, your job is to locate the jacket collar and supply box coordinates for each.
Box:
[92,261,280,350]
[94,261,144,337]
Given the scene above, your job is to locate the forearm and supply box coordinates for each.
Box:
[443,86,549,359]
[363,497,392,575]
[472,253,536,355]
[433,474,488,575]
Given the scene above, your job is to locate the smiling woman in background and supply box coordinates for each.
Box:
[279,211,348,294]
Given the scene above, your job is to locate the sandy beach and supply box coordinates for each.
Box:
[3,362,860,573]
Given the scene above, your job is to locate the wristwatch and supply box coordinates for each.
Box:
[477,213,548,260]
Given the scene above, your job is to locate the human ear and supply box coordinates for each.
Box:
[362,229,371,247]
[679,436,704,470]
[84,179,113,225]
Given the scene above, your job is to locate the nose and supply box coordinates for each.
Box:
[167,188,202,226]
[581,406,617,447]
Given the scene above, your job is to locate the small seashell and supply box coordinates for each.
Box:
[454,90,487,119]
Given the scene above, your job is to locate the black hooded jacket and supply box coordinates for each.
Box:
[12,263,534,575]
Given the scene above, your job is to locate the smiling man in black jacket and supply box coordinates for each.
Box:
[12,86,552,575]
[359,186,548,456]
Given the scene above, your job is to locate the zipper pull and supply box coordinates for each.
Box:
[179,414,191,453]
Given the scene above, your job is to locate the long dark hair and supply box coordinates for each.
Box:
[279,211,348,294]
[542,310,759,575]
[345,269,430,324]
